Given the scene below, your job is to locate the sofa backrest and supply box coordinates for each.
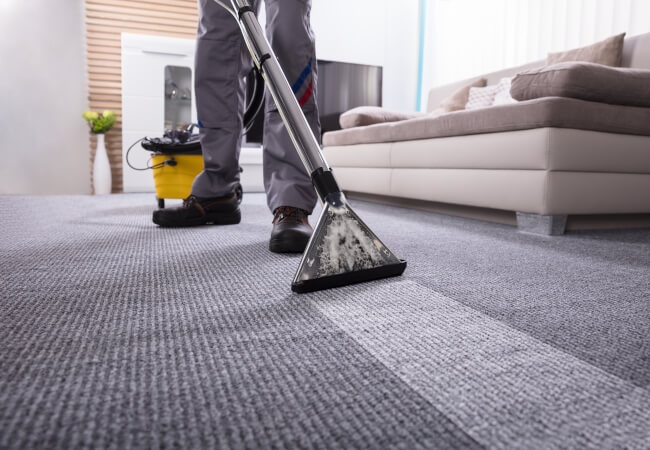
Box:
[426,31,650,112]
[622,31,650,69]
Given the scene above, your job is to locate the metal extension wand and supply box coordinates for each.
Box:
[218,0,406,292]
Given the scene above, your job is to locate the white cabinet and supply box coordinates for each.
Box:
[121,33,196,192]
[121,33,264,193]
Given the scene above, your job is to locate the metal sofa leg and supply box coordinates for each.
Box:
[516,212,567,235]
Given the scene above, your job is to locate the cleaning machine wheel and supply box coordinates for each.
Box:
[235,183,243,205]
[157,197,165,209]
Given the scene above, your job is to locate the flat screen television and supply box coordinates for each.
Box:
[244,59,383,144]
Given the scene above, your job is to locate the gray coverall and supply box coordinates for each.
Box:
[192,0,320,214]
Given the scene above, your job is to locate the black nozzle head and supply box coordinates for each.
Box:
[292,260,407,293]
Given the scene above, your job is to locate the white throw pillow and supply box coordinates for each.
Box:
[492,77,518,106]
[465,85,500,110]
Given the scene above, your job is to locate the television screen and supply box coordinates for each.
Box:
[244,59,383,144]
[316,60,383,135]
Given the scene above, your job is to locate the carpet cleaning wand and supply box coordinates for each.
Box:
[216,0,406,292]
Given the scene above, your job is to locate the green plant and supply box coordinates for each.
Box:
[82,110,116,134]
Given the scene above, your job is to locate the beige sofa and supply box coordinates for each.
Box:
[322,33,650,234]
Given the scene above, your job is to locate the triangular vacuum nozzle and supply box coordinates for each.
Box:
[227,3,406,293]
[292,194,406,293]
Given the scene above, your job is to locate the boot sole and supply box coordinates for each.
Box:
[153,208,241,228]
[269,234,310,253]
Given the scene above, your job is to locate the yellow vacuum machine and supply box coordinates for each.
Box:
[127,126,244,209]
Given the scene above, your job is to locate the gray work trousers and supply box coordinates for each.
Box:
[192,0,320,214]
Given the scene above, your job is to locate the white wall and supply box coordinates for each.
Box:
[0,0,420,196]
[311,0,420,113]
[0,0,90,195]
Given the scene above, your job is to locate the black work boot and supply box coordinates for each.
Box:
[269,206,313,253]
[152,194,240,227]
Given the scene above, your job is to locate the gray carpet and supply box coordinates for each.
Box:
[1,193,649,449]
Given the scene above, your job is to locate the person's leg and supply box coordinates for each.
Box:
[263,0,320,215]
[153,0,256,227]
[191,0,253,198]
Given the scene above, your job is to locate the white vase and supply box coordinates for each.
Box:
[93,133,112,195]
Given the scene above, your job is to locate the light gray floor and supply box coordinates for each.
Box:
[1,193,649,449]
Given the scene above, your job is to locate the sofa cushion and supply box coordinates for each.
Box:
[324,128,650,174]
[547,32,625,67]
[492,77,517,106]
[339,78,487,129]
[511,62,650,107]
[339,106,425,129]
[322,97,650,147]
[465,85,500,110]
[439,77,487,112]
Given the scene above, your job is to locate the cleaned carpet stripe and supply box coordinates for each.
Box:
[309,280,650,449]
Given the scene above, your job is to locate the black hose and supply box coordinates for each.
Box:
[126,138,175,171]
[243,67,265,134]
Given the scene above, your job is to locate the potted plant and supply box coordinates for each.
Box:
[82,110,116,195]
